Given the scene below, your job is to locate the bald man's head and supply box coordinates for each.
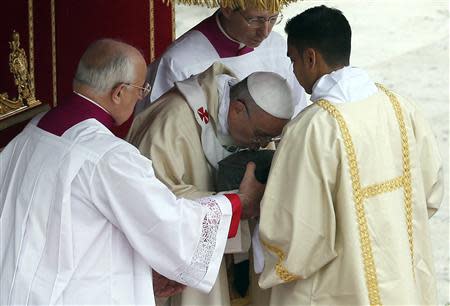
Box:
[73,39,144,94]
[72,39,147,125]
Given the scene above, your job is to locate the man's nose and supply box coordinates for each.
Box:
[258,22,271,38]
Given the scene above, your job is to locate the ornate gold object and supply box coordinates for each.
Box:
[0,31,41,119]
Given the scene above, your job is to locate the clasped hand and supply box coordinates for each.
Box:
[238,162,266,220]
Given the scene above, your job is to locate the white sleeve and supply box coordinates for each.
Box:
[149,56,187,103]
[89,143,232,292]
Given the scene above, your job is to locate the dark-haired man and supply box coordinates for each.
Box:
[256,5,443,305]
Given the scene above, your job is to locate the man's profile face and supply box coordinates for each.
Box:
[228,99,289,150]
[287,44,314,94]
[115,55,148,125]
[222,8,279,48]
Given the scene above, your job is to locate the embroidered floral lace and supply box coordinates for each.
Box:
[178,196,222,286]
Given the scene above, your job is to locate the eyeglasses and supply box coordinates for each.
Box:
[250,134,282,147]
[124,82,151,98]
[238,11,283,28]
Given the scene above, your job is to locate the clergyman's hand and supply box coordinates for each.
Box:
[153,270,186,298]
[238,162,265,219]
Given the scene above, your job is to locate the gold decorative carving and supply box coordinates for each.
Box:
[28,0,35,93]
[0,31,42,120]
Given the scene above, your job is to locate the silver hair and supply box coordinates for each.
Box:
[229,77,255,105]
[73,39,135,93]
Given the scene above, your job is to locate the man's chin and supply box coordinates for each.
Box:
[246,40,263,48]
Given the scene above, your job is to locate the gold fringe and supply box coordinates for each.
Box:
[163,0,298,12]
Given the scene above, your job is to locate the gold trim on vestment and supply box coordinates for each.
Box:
[316,83,414,306]
[260,84,414,306]
[362,175,404,198]
[377,84,414,279]
[317,98,382,305]
[261,240,301,282]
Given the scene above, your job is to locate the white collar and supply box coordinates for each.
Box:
[73,91,112,114]
[311,66,378,104]
[215,12,246,49]
[216,74,239,145]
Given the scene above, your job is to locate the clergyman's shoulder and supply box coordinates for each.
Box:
[164,30,210,56]
[286,103,336,133]
[134,90,194,130]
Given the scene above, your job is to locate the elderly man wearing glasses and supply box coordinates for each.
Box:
[1,39,269,305]
[127,62,295,306]
[135,0,307,118]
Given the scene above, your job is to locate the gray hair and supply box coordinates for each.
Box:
[73,39,135,93]
[229,77,255,105]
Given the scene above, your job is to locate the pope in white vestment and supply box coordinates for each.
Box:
[256,65,443,305]
[0,92,242,305]
[136,8,307,115]
[128,62,295,306]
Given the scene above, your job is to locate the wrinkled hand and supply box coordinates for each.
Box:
[153,271,186,298]
[238,162,265,219]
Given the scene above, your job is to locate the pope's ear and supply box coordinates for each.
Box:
[111,83,124,105]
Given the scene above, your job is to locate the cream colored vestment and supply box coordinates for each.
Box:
[258,83,443,305]
[128,63,263,306]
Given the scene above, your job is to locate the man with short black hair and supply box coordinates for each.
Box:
[256,5,443,305]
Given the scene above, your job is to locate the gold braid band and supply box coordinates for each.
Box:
[317,99,382,305]
[316,84,414,305]
[259,84,414,306]
[261,239,301,282]
[376,84,415,279]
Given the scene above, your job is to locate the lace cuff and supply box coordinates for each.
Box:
[177,195,232,292]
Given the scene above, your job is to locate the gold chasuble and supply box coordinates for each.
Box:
[258,85,443,305]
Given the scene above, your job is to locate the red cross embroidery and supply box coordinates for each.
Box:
[197,107,209,124]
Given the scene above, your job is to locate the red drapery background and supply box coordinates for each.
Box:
[0,0,175,146]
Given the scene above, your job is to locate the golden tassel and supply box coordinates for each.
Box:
[163,0,299,12]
